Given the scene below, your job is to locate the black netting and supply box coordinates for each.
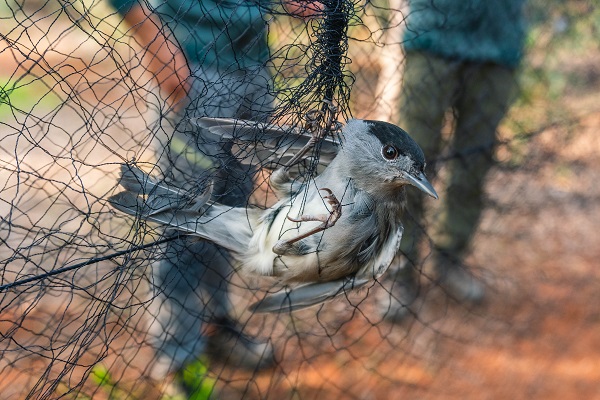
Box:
[1,0,599,398]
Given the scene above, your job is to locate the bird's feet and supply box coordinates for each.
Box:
[287,188,341,227]
[272,188,342,255]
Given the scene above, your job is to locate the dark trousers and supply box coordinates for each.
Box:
[147,66,273,378]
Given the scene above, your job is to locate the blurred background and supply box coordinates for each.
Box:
[0,0,599,398]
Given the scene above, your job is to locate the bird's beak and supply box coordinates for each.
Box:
[405,171,438,199]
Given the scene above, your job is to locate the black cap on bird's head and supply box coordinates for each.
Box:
[343,120,438,199]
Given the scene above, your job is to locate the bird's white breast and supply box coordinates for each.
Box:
[242,189,333,277]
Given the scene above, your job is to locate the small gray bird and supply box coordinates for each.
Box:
[109,118,437,312]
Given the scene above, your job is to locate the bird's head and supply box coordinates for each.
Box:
[341,120,438,200]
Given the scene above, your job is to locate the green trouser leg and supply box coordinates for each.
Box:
[434,62,517,262]
[395,51,517,281]
[396,52,461,280]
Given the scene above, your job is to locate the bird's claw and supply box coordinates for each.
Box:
[321,99,342,134]
[272,187,342,255]
[317,187,342,228]
[286,188,340,227]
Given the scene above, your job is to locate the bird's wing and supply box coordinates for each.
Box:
[249,276,371,313]
[109,182,253,253]
[190,117,340,169]
[110,162,257,252]
[114,164,211,215]
[355,223,405,283]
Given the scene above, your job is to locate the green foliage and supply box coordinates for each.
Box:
[0,76,61,120]
[179,358,217,400]
[90,363,113,388]
[509,0,600,136]
[88,364,130,399]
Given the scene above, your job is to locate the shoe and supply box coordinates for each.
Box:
[205,317,275,371]
[437,265,485,304]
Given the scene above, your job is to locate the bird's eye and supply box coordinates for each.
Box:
[382,144,399,160]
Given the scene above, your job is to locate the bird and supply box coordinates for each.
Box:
[109,117,438,313]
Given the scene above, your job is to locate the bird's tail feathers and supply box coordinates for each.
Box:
[117,164,211,214]
[109,164,251,254]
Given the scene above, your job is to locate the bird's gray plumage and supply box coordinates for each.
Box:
[109,118,437,312]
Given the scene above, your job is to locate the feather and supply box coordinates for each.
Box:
[117,164,212,215]
[109,188,253,254]
[190,117,340,168]
[249,276,370,313]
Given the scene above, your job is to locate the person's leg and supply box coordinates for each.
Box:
[434,62,518,302]
[146,237,225,377]
[189,67,276,370]
[147,66,275,383]
[379,51,459,321]
[397,52,461,265]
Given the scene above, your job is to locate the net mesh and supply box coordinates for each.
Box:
[1,0,599,398]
